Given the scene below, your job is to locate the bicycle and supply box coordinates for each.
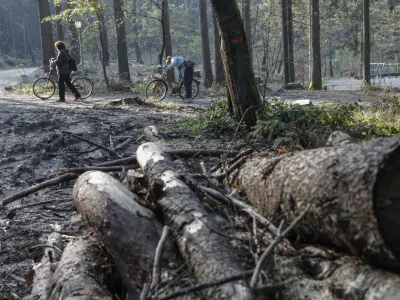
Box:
[32,59,94,100]
[145,66,200,101]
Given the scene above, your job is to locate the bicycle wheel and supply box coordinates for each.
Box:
[72,77,94,99]
[178,79,200,100]
[145,79,168,101]
[32,77,56,99]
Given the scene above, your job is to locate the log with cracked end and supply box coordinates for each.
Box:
[137,142,252,299]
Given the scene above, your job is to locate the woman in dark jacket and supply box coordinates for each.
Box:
[53,41,81,102]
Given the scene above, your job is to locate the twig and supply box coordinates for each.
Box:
[114,135,144,151]
[140,284,150,300]
[0,173,77,207]
[28,244,63,253]
[213,156,248,179]
[109,135,114,150]
[95,150,240,167]
[56,164,139,175]
[199,186,279,235]
[199,161,218,189]
[155,270,254,300]
[61,131,122,158]
[150,226,170,293]
[4,198,72,212]
[249,204,311,288]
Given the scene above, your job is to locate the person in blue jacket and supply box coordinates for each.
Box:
[165,56,194,100]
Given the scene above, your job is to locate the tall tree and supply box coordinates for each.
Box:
[199,0,213,88]
[113,0,131,81]
[287,0,295,82]
[363,0,371,84]
[162,0,174,86]
[37,0,55,73]
[281,0,289,85]
[309,0,322,90]
[242,0,252,62]
[54,1,65,41]
[132,0,144,64]
[98,4,110,66]
[67,1,81,64]
[210,0,262,127]
[213,13,224,83]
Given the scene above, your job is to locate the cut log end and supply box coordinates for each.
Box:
[374,146,400,261]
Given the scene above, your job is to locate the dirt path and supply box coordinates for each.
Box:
[0,67,40,88]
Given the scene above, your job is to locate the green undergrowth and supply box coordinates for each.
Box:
[181,96,400,149]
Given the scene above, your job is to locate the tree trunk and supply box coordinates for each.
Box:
[309,0,322,89]
[242,0,252,63]
[98,5,110,66]
[239,137,400,272]
[113,0,131,82]
[199,0,213,88]
[162,0,174,88]
[210,0,261,127]
[132,0,144,64]
[49,238,112,299]
[37,0,55,73]
[73,171,174,298]
[67,1,81,64]
[19,0,35,63]
[137,142,252,299]
[281,0,289,85]
[213,14,224,83]
[363,0,371,84]
[287,0,295,83]
[54,3,64,41]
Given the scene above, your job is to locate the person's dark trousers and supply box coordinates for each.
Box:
[184,67,194,99]
[58,74,81,100]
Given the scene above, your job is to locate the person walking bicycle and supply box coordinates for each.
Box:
[165,56,195,100]
[53,41,81,102]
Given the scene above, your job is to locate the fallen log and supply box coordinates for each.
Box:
[137,142,252,299]
[49,237,111,299]
[73,171,174,298]
[24,232,63,300]
[238,136,400,272]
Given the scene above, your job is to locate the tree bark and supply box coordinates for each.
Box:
[67,1,80,64]
[281,0,289,85]
[363,0,371,84]
[137,142,252,299]
[98,3,110,66]
[73,171,174,298]
[239,137,400,272]
[54,3,64,41]
[287,0,295,83]
[24,233,63,300]
[162,0,174,88]
[113,0,131,82]
[49,238,112,299]
[242,0,252,64]
[309,0,322,89]
[199,0,214,88]
[210,0,261,127]
[37,0,55,73]
[132,0,144,64]
[212,14,224,84]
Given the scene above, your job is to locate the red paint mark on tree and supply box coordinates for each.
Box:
[231,38,244,44]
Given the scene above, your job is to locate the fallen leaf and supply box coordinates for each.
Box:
[232,184,240,189]
[277,148,286,154]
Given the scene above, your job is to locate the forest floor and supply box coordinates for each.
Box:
[0,68,398,298]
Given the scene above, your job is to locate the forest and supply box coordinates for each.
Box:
[1,0,400,300]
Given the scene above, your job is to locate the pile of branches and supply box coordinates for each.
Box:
[3,127,400,300]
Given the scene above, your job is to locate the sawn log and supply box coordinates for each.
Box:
[239,136,400,271]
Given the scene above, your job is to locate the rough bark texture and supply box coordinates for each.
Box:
[137,142,252,299]
[113,0,131,82]
[242,0,252,63]
[54,4,64,41]
[363,0,371,84]
[49,237,111,299]
[67,1,80,64]
[37,0,55,73]
[239,137,400,272]
[24,233,63,300]
[132,0,144,64]
[287,0,295,83]
[281,0,289,85]
[199,0,214,88]
[98,3,110,66]
[210,0,261,127]
[163,0,175,87]
[212,13,225,83]
[309,0,322,89]
[73,171,174,297]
